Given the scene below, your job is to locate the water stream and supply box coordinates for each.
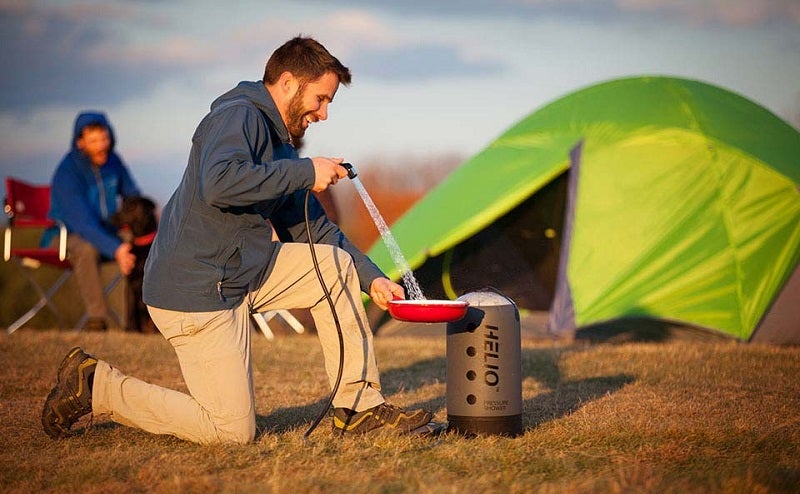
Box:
[350,177,426,300]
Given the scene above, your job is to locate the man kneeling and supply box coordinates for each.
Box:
[42,36,435,444]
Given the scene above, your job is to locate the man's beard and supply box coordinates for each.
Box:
[86,150,109,166]
[286,90,308,145]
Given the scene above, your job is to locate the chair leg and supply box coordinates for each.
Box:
[251,310,306,341]
[7,268,72,334]
[275,309,305,334]
[252,312,275,341]
[104,274,123,327]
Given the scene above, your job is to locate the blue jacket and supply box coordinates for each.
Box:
[46,112,141,258]
[143,81,384,312]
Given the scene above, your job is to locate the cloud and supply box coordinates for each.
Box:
[616,0,800,26]
[1,0,502,112]
[0,2,180,113]
[350,43,506,81]
[310,0,617,22]
[2,0,794,120]
[322,0,800,26]
[259,8,507,80]
[226,8,507,81]
[0,1,278,114]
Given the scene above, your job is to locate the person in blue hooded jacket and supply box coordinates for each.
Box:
[42,37,435,444]
[46,112,141,331]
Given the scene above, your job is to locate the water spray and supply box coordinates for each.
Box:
[301,162,483,440]
[342,164,426,301]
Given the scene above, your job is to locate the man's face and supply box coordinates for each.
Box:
[285,71,340,142]
[77,127,111,166]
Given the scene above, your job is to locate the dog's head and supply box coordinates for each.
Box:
[112,196,158,237]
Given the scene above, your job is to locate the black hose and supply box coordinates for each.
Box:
[302,188,346,441]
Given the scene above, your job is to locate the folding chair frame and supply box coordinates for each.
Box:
[5,261,72,334]
[252,309,305,341]
[4,177,121,334]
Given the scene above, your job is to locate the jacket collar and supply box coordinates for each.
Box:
[211,81,291,144]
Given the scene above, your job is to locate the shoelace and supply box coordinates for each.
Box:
[373,404,402,423]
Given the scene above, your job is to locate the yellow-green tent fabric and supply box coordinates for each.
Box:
[367,76,800,342]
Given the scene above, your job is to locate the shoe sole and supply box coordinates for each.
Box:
[409,421,448,437]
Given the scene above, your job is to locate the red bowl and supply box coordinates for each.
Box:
[387,299,469,323]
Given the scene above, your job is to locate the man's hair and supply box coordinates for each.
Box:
[80,122,108,137]
[263,36,351,86]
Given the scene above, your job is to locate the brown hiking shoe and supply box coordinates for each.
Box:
[332,403,433,434]
[41,347,97,439]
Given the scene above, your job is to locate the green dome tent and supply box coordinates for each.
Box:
[367,76,800,343]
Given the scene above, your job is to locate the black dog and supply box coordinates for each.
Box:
[112,196,158,333]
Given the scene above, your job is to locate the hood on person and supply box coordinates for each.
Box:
[72,112,116,167]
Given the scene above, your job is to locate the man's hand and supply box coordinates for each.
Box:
[311,157,348,192]
[114,243,136,276]
[369,277,405,310]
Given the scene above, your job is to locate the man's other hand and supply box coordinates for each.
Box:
[369,277,405,310]
[114,243,136,276]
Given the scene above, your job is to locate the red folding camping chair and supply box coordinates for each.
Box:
[3,177,120,334]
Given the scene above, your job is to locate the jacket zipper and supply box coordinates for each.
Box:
[216,237,243,302]
[93,167,108,219]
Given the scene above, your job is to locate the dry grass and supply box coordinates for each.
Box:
[1,330,798,493]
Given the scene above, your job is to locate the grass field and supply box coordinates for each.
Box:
[1,330,798,493]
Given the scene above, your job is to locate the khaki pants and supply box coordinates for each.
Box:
[92,243,384,444]
[53,234,110,320]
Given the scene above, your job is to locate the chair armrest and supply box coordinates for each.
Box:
[3,227,10,261]
[3,219,68,262]
[57,221,67,261]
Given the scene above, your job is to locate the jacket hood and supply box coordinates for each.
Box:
[210,81,290,143]
[72,111,116,151]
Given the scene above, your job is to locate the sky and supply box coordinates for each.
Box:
[1,0,799,207]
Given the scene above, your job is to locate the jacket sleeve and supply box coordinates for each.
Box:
[195,104,315,208]
[271,190,386,294]
[51,159,122,259]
